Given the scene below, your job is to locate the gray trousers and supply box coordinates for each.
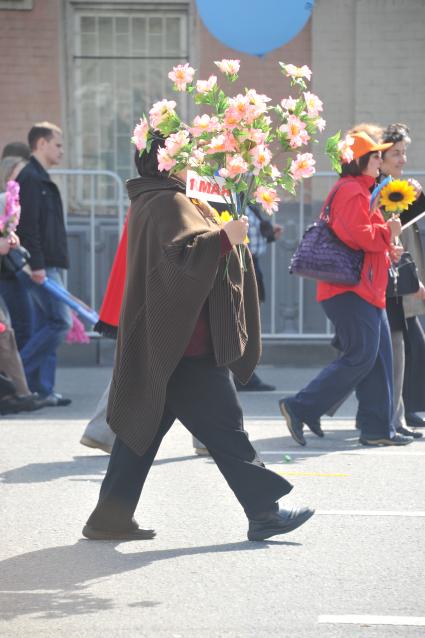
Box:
[391,330,406,430]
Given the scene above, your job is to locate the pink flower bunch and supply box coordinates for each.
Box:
[131,58,336,217]
[0,180,21,236]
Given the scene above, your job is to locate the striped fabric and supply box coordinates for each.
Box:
[106,177,261,456]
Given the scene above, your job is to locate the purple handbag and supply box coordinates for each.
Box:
[289,185,364,286]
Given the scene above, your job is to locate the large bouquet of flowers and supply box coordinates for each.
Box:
[0,180,21,237]
[132,59,329,219]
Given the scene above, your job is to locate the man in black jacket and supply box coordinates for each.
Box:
[13,122,72,405]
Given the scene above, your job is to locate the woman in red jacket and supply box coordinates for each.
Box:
[280,131,412,447]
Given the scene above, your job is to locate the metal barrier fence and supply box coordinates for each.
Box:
[50,169,425,338]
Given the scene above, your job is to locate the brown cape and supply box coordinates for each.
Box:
[107,175,261,455]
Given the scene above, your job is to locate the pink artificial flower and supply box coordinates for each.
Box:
[149,99,177,129]
[188,147,206,167]
[165,129,190,156]
[214,59,240,75]
[223,105,245,129]
[157,147,177,172]
[281,63,312,81]
[338,134,355,163]
[280,115,310,148]
[196,75,217,93]
[270,165,282,179]
[239,127,267,145]
[206,133,237,154]
[314,117,326,132]
[245,89,271,121]
[250,144,272,174]
[254,186,281,214]
[131,117,149,151]
[280,96,298,111]
[168,63,195,91]
[218,154,249,179]
[290,153,316,180]
[190,114,220,137]
[303,92,323,118]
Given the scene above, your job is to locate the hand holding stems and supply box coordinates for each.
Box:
[387,214,402,243]
[223,216,249,245]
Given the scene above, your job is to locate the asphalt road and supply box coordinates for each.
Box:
[1,365,424,637]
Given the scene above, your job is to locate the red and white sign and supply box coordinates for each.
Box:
[186,169,233,204]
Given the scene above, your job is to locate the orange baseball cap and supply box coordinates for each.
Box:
[350,131,393,160]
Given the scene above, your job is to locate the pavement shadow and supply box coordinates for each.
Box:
[0,454,199,484]
[252,429,364,464]
[0,538,299,620]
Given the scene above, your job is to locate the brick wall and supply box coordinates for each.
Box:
[0,0,62,152]
[313,0,425,174]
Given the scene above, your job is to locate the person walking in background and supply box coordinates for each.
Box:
[83,136,314,542]
[380,123,425,430]
[233,201,282,392]
[0,123,72,406]
[279,132,412,447]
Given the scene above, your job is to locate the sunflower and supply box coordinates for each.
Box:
[379,179,416,213]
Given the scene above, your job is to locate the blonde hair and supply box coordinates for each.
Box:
[0,156,25,191]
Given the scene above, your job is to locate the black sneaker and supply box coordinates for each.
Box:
[397,426,423,439]
[359,434,413,446]
[405,413,425,428]
[279,399,306,446]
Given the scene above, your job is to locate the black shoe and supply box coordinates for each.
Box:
[405,413,425,428]
[0,373,16,399]
[82,524,156,541]
[41,392,72,407]
[235,373,276,392]
[306,419,324,438]
[248,506,315,541]
[279,399,306,446]
[359,434,413,446]
[397,426,423,439]
[0,393,44,415]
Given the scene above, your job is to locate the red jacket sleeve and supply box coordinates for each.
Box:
[331,193,391,253]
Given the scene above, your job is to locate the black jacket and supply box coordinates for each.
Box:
[16,157,69,270]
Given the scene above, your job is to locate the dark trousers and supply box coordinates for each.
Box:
[87,356,292,531]
[403,316,425,413]
[287,292,395,439]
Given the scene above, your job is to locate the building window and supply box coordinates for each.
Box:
[72,8,189,198]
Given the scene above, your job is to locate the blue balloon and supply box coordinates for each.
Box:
[196,0,314,56]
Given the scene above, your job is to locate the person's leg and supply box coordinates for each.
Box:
[81,380,116,453]
[0,328,31,396]
[403,317,425,416]
[166,356,292,519]
[19,269,72,395]
[85,408,175,532]
[285,293,379,424]
[355,310,395,440]
[390,330,406,430]
[0,276,34,350]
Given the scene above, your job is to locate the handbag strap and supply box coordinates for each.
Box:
[320,183,345,223]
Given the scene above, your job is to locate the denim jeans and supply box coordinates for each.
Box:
[287,292,395,440]
[2,268,72,396]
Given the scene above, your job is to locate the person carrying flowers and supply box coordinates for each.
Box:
[82,59,321,542]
